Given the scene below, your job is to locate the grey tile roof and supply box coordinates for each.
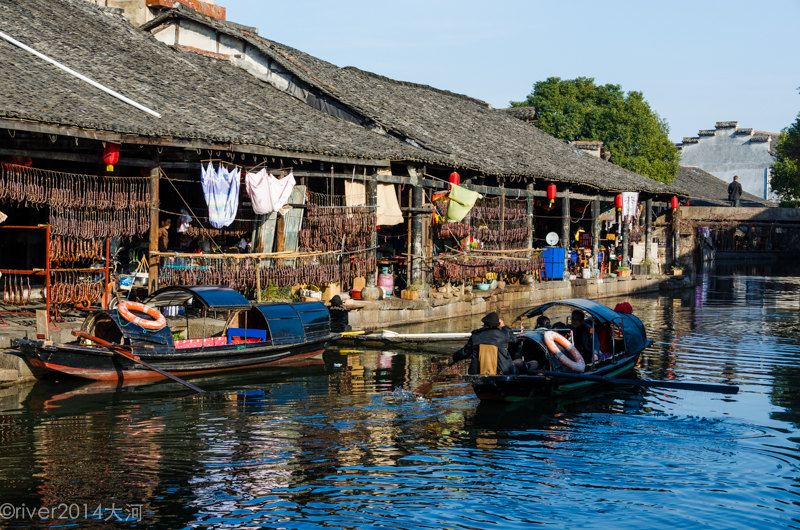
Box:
[1,0,671,194]
[0,0,421,162]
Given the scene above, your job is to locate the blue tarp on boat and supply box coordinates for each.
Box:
[254,302,330,346]
[145,286,251,310]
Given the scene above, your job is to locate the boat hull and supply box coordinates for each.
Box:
[13,337,331,383]
[467,352,641,402]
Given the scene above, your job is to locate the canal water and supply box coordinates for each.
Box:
[0,270,798,529]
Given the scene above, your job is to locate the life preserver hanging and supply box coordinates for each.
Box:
[543,330,585,372]
[117,300,166,331]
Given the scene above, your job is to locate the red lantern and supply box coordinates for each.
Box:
[103,142,120,172]
[615,193,623,211]
[547,183,557,208]
[670,196,679,211]
[449,171,460,186]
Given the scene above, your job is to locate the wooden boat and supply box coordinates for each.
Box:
[339,329,472,345]
[13,286,337,383]
[466,299,652,401]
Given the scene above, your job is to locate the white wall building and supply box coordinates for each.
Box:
[678,121,779,200]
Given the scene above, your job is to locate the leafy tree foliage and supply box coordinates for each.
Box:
[512,77,679,184]
[771,113,800,207]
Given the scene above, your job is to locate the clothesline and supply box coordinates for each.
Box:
[159,168,223,253]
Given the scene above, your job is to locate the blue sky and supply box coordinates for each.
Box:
[226,0,799,141]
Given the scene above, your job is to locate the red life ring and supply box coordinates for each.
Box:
[543,330,586,372]
[117,300,166,331]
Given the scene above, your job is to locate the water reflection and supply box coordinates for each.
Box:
[0,270,798,528]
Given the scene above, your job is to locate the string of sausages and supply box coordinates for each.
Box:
[49,207,149,238]
[158,250,375,295]
[432,254,543,282]
[299,204,375,252]
[49,272,105,307]
[50,236,104,263]
[1,274,32,306]
[0,163,150,210]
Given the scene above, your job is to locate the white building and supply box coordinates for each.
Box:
[677,121,779,200]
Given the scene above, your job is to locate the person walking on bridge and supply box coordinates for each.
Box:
[728,175,743,207]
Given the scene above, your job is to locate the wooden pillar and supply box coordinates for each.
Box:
[147,166,160,291]
[561,187,570,276]
[591,197,600,272]
[621,215,630,267]
[526,183,534,251]
[366,175,378,288]
[411,183,424,285]
[499,185,506,252]
[644,198,653,272]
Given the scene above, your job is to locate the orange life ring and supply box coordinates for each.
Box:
[117,300,166,331]
[543,330,586,373]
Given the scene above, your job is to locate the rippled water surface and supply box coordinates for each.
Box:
[1,271,799,528]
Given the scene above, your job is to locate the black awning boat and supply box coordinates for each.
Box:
[466,298,652,401]
[13,286,338,383]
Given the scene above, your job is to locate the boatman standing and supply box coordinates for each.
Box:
[452,312,521,375]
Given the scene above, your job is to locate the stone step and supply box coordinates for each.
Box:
[0,369,19,382]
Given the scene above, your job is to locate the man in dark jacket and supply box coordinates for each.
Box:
[728,175,743,207]
[328,295,350,333]
[452,312,520,375]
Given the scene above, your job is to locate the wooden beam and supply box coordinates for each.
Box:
[592,198,600,271]
[526,183,534,251]
[148,167,160,291]
[0,119,392,168]
[644,198,653,271]
[562,187,570,275]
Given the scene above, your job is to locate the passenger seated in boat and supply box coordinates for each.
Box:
[452,312,522,375]
[535,315,551,329]
[328,295,351,333]
[569,310,596,364]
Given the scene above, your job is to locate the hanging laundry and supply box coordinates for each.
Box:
[246,169,296,215]
[377,184,403,226]
[344,181,366,207]
[447,183,481,222]
[201,162,240,229]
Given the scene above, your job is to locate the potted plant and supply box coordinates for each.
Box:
[401,282,426,300]
[616,266,631,278]
[671,265,684,277]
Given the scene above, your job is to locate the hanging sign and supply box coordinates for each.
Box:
[621,192,639,221]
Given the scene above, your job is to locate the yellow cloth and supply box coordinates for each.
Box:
[377,184,403,226]
[447,184,481,222]
[478,344,499,375]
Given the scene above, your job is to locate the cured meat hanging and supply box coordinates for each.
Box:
[0,163,150,211]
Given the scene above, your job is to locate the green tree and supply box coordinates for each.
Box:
[511,77,680,184]
[771,113,800,207]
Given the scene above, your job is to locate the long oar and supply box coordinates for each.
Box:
[72,331,205,394]
[529,371,739,394]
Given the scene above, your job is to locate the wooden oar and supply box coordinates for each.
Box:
[530,371,739,394]
[72,331,205,394]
